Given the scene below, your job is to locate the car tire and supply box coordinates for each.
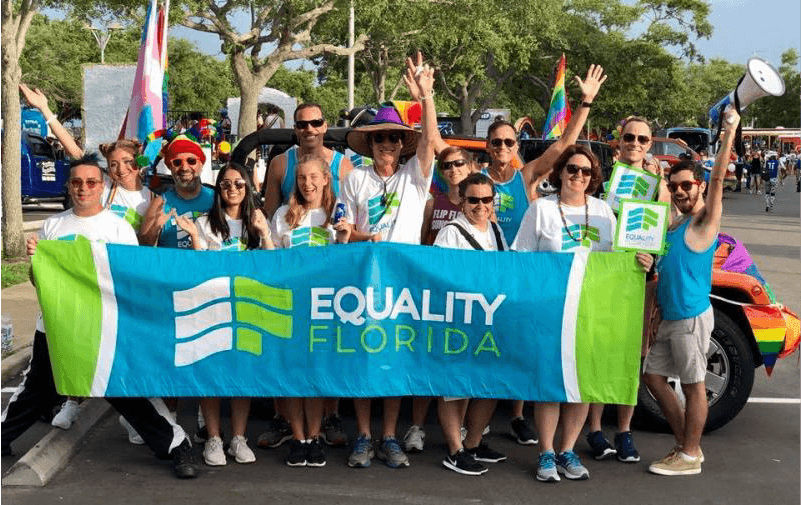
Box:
[636,308,755,433]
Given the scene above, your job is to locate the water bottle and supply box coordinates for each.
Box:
[1,314,13,354]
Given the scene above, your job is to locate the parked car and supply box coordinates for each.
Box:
[21,131,71,208]
[231,127,800,432]
[649,137,700,167]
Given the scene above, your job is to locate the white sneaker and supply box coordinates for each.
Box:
[403,425,425,452]
[227,435,256,464]
[118,415,145,445]
[51,400,80,430]
[203,436,227,466]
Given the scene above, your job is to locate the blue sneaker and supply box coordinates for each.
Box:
[586,430,616,460]
[376,436,409,468]
[614,431,640,463]
[556,450,589,480]
[347,435,374,468]
[535,451,560,482]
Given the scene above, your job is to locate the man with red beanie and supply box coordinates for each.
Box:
[140,134,215,248]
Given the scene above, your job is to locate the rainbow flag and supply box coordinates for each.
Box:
[121,0,169,163]
[542,54,572,140]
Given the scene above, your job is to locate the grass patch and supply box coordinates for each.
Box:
[2,259,31,289]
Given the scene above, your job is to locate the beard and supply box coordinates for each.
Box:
[674,189,700,214]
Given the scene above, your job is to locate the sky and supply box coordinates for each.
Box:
[168,0,801,70]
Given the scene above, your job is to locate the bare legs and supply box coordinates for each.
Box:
[200,397,251,438]
[535,402,589,453]
[643,373,706,457]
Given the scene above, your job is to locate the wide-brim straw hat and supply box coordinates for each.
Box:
[346,103,420,158]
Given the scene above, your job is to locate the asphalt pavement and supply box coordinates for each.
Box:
[2,181,799,504]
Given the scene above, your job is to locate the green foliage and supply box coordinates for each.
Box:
[746,49,800,128]
[168,39,236,115]
[1,260,31,289]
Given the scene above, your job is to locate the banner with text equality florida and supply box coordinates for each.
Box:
[32,238,645,404]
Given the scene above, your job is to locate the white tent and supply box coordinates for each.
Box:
[226,88,297,136]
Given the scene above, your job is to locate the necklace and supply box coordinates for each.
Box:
[558,193,589,244]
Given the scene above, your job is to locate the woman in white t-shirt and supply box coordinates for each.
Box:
[512,144,653,483]
[267,155,349,468]
[432,172,508,476]
[175,163,272,467]
[97,140,153,234]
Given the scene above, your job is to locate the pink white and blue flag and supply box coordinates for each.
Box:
[121,0,169,162]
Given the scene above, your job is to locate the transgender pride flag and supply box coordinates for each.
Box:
[121,0,169,161]
[542,54,572,140]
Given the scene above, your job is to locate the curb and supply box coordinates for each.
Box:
[2,399,111,486]
[1,346,33,383]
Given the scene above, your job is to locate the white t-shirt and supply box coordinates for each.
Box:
[511,194,616,252]
[339,155,432,244]
[195,215,251,251]
[271,205,335,248]
[36,209,139,332]
[101,179,152,232]
[434,214,507,251]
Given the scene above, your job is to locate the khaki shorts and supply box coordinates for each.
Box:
[643,306,713,384]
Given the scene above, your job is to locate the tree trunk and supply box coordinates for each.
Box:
[1,29,26,258]
[231,52,260,139]
[459,83,472,135]
[376,46,387,103]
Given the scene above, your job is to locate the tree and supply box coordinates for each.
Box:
[174,0,367,138]
[167,38,237,115]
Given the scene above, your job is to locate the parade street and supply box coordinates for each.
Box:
[2,184,799,505]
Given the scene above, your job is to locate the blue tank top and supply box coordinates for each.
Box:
[765,159,779,179]
[159,186,215,249]
[481,168,529,245]
[656,217,715,320]
[281,146,344,203]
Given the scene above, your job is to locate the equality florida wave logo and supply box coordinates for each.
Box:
[561,225,600,250]
[368,192,400,225]
[625,207,660,232]
[494,192,514,213]
[617,174,650,198]
[172,277,293,366]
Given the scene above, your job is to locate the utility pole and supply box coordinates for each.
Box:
[87,22,121,64]
[347,0,355,120]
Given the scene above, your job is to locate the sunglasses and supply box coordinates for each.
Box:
[490,138,516,148]
[667,180,702,193]
[440,159,468,171]
[295,118,325,130]
[170,157,199,168]
[372,132,403,144]
[220,179,247,190]
[69,178,102,189]
[465,196,494,204]
[564,164,592,176]
[622,133,651,144]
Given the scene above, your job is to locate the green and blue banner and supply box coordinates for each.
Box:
[32,239,645,404]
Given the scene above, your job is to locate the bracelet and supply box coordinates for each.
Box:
[420,93,434,101]
[45,115,58,125]
[580,101,593,108]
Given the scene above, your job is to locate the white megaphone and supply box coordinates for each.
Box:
[709,57,785,145]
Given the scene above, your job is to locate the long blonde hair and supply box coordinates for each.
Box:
[284,155,335,229]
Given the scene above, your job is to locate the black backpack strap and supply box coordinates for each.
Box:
[444,222,484,250]
[490,222,505,251]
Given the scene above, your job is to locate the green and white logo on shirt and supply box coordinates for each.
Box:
[290,226,330,247]
[561,225,600,250]
[494,193,514,213]
[173,277,293,366]
[368,192,400,225]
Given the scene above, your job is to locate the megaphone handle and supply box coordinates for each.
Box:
[733,75,745,157]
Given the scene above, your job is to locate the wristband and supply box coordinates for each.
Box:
[580,101,593,108]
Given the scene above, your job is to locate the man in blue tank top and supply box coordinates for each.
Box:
[262,103,354,219]
[140,135,215,248]
[644,106,740,477]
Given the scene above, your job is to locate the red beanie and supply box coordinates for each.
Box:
[164,135,206,164]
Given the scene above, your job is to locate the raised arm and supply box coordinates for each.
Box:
[404,55,449,155]
[20,84,84,159]
[521,64,607,193]
[690,105,740,247]
[405,51,437,178]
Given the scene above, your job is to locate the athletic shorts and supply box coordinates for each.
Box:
[643,306,713,384]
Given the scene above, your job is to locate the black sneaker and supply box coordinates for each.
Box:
[614,431,640,463]
[442,449,488,476]
[257,416,292,448]
[306,437,327,467]
[171,439,198,479]
[285,439,307,467]
[465,442,506,463]
[510,417,537,445]
[586,430,616,460]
